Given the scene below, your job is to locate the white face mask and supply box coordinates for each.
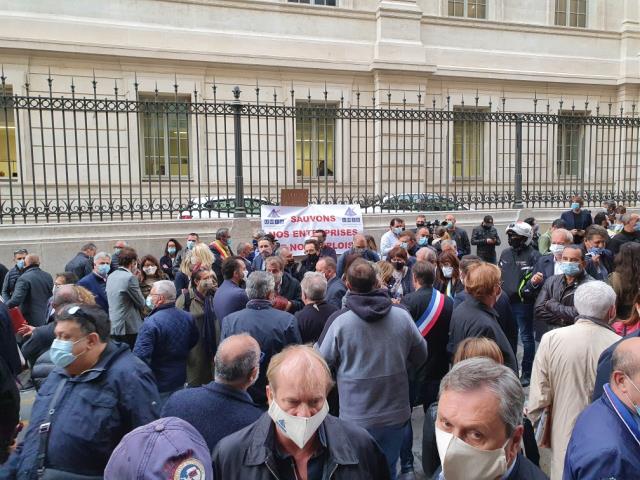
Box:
[549,243,565,257]
[143,266,157,275]
[442,266,454,279]
[268,399,329,449]
[435,426,509,480]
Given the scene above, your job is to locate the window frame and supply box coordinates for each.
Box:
[0,85,18,180]
[138,93,191,180]
[448,0,487,19]
[452,106,488,180]
[554,0,587,28]
[294,101,337,180]
[556,110,588,178]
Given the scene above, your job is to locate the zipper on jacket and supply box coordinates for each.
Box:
[265,461,283,480]
[326,463,338,479]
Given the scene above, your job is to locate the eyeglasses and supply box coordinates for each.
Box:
[62,305,97,327]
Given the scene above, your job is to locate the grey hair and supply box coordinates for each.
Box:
[574,281,616,321]
[246,271,275,300]
[551,228,573,243]
[214,334,260,383]
[93,252,111,264]
[439,357,524,437]
[153,280,177,303]
[236,242,251,255]
[441,239,457,250]
[301,272,327,302]
[216,227,230,239]
[81,242,97,252]
[416,246,437,263]
[621,213,636,225]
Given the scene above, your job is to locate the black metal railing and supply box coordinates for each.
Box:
[0,74,639,224]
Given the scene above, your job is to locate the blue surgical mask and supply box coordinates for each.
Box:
[571,202,580,211]
[113,248,122,256]
[16,259,25,269]
[559,261,581,276]
[400,242,408,250]
[393,227,403,236]
[187,240,195,250]
[226,238,232,247]
[167,246,176,255]
[97,264,110,277]
[145,296,154,310]
[50,337,86,368]
[418,237,428,246]
[588,247,604,256]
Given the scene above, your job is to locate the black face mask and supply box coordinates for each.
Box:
[508,236,526,249]
[416,222,426,228]
[392,261,405,271]
[307,253,319,262]
[483,223,493,230]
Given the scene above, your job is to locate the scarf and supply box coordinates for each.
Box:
[210,240,231,259]
[196,289,218,360]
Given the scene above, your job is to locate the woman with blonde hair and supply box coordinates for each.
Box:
[175,243,216,293]
[452,337,504,365]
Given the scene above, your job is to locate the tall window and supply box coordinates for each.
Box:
[453,107,487,178]
[557,111,586,177]
[295,103,336,178]
[555,0,586,27]
[288,0,337,5]
[448,0,486,19]
[0,87,17,178]
[140,94,190,177]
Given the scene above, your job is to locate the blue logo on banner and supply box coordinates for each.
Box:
[265,208,285,225]
[341,207,361,223]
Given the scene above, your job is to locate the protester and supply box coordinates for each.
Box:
[398,230,419,259]
[525,228,573,293]
[210,227,233,285]
[471,215,501,263]
[448,262,518,373]
[581,224,613,280]
[316,257,346,310]
[337,233,380,276]
[63,242,96,280]
[265,255,303,313]
[413,214,427,233]
[276,245,299,278]
[213,345,390,479]
[0,300,20,464]
[0,304,160,478]
[212,256,248,322]
[533,244,593,337]
[435,251,463,299]
[251,234,276,271]
[172,232,199,277]
[560,195,592,244]
[0,262,7,296]
[433,358,547,480]
[387,246,414,300]
[295,238,321,280]
[313,229,338,261]
[401,260,453,407]
[538,218,567,255]
[431,226,449,251]
[2,248,27,302]
[365,233,379,253]
[106,246,146,348]
[592,211,609,230]
[176,268,218,387]
[42,271,79,325]
[159,238,181,280]
[381,217,406,259]
[161,334,263,452]
[439,239,458,257]
[105,416,213,480]
[608,212,640,255]
[295,272,337,344]
[609,242,640,319]
[564,337,640,479]
[77,251,111,312]
[138,254,168,314]
[318,260,427,479]
[110,239,128,272]
[416,246,438,263]
[416,227,431,249]
[174,242,215,293]
[611,292,640,336]
[524,217,541,250]
[443,214,470,257]
[221,271,301,406]
[5,254,53,328]
[528,281,620,480]
[236,241,253,269]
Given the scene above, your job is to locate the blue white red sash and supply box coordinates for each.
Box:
[416,288,446,337]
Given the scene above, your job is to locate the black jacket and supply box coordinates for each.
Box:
[521,254,557,303]
[448,297,518,373]
[608,229,640,255]
[401,286,453,382]
[449,227,471,257]
[1,266,22,301]
[278,272,303,313]
[64,252,93,280]
[499,246,540,304]
[560,209,592,243]
[471,225,501,261]
[294,255,319,281]
[5,265,54,327]
[21,322,56,367]
[592,329,640,401]
[295,301,338,344]
[533,271,593,328]
[212,413,391,480]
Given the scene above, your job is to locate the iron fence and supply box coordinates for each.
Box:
[0,74,639,224]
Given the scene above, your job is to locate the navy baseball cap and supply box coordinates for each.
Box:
[105,417,212,480]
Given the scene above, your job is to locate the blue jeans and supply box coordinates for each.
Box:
[512,302,534,378]
[366,421,408,480]
[399,421,414,473]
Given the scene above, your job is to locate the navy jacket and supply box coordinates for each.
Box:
[295,301,338,344]
[278,272,303,313]
[162,381,263,452]
[5,266,53,327]
[0,341,160,479]
[326,276,347,310]
[560,209,592,235]
[221,299,302,406]
[133,303,199,393]
[565,385,640,480]
[77,272,109,312]
[64,252,93,280]
[592,328,640,401]
[213,280,249,323]
[337,249,380,277]
[1,266,22,302]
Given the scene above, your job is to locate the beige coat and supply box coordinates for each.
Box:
[528,319,620,480]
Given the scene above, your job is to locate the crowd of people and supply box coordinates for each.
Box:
[0,195,639,479]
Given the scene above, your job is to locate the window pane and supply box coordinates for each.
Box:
[555,0,567,25]
[295,104,336,177]
[0,92,18,178]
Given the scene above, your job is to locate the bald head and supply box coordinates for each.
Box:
[25,254,40,267]
[352,234,366,249]
[267,345,333,395]
[214,334,260,388]
[612,337,640,379]
[52,284,81,309]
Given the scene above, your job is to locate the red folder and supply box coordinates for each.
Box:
[8,307,27,334]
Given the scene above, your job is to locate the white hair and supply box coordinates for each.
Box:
[416,247,437,263]
[551,228,574,244]
[153,280,177,303]
[441,239,457,250]
[93,251,111,264]
[301,272,327,302]
[574,281,616,321]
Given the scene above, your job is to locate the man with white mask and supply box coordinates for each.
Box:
[434,357,547,480]
[212,345,390,479]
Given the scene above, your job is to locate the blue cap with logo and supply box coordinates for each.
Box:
[105,417,212,480]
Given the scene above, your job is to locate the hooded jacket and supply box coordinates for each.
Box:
[318,289,428,428]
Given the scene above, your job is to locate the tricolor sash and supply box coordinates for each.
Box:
[416,288,446,337]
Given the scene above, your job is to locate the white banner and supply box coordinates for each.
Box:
[261,204,363,254]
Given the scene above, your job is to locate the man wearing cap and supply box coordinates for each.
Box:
[0,304,160,479]
[212,345,390,479]
[105,417,213,480]
[471,215,501,264]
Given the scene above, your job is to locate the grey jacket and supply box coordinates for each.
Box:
[5,265,53,327]
[318,289,428,429]
[106,267,145,335]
